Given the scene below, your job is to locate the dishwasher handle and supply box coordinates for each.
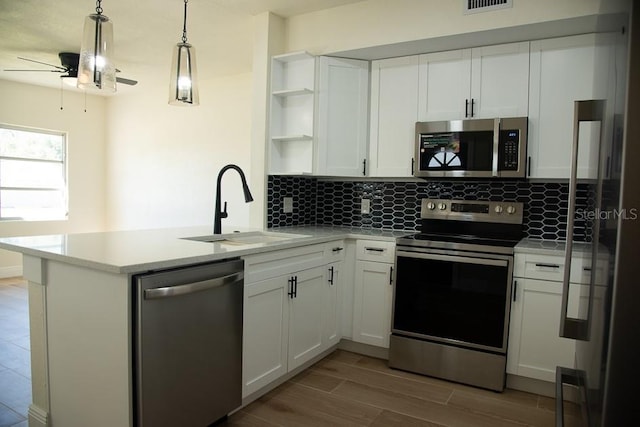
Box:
[144,271,244,300]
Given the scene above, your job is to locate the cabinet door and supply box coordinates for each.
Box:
[324,261,342,349]
[353,260,394,348]
[418,49,471,121]
[470,41,530,119]
[316,57,369,176]
[369,56,419,177]
[528,34,612,179]
[288,266,326,371]
[243,276,288,398]
[507,278,576,382]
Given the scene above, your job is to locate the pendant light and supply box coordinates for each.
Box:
[169,0,199,105]
[77,0,116,91]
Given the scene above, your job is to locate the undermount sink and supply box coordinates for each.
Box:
[182,231,311,246]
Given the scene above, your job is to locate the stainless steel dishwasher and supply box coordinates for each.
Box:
[134,258,243,427]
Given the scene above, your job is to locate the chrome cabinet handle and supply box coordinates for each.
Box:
[144,271,243,300]
[512,280,518,302]
[560,99,605,340]
[365,247,384,252]
[332,247,344,253]
[328,267,334,285]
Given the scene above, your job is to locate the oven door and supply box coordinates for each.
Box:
[393,247,513,353]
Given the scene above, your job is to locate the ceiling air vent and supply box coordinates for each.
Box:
[464,0,513,14]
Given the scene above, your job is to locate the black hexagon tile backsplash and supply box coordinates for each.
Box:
[267,176,595,242]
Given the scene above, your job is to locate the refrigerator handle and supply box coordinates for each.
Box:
[560,100,605,340]
[555,367,585,427]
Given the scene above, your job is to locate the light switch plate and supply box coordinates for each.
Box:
[361,198,370,214]
[283,197,293,213]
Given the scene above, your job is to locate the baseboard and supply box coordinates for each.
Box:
[507,373,578,401]
[0,265,22,279]
[338,339,389,360]
[240,344,339,409]
[28,404,49,427]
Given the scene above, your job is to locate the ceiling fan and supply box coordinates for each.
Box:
[4,52,138,86]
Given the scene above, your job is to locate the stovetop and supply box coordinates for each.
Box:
[396,199,525,254]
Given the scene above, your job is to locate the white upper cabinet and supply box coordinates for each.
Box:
[369,55,420,177]
[528,34,613,179]
[316,57,370,177]
[418,49,472,121]
[418,42,530,121]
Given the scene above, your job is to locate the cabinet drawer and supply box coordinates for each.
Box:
[515,253,608,285]
[325,240,346,263]
[355,240,395,263]
[244,244,326,283]
[514,254,566,282]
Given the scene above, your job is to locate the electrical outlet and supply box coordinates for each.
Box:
[283,197,293,213]
[361,198,371,214]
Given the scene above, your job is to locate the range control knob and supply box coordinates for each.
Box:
[438,203,447,211]
[426,202,436,210]
[506,205,517,215]
[494,205,504,214]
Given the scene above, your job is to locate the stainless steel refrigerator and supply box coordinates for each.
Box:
[556,3,640,426]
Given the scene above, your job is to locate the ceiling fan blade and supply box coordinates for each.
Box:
[116,77,138,86]
[18,56,66,71]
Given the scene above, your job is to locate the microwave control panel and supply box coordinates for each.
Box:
[499,130,520,171]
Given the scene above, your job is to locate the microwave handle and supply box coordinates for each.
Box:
[492,118,500,177]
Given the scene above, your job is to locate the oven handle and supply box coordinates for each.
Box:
[396,250,508,268]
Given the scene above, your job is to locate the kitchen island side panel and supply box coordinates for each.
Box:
[42,259,133,427]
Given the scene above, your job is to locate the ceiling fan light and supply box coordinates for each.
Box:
[78,12,116,92]
[169,42,199,105]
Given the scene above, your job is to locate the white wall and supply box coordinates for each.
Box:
[286,0,629,55]
[0,79,107,276]
[105,72,253,232]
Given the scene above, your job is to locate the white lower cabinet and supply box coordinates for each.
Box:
[243,275,289,397]
[324,260,343,348]
[507,250,603,383]
[242,241,344,398]
[507,278,577,382]
[352,240,396,348]
[287,266,327,371]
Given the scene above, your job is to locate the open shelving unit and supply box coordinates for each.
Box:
[269,51,316,175]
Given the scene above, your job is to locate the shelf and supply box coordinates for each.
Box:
[271,135,313,142]
[272,88,313,97]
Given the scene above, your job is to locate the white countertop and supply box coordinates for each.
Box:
[515,237,606,258]
[0,225,413,275]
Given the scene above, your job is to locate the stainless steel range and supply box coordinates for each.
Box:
[389,198,524,392]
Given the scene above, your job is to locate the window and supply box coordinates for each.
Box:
[0,125,67,221]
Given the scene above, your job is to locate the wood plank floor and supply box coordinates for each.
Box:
[1,277,581,427]
[227,350,582,427]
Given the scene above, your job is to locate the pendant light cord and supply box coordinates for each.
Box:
[95,0,102,15]
[182,0,188,43]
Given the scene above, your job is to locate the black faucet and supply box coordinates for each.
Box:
[214,164,254,234]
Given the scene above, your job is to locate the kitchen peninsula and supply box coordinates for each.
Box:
[0,226,405,427]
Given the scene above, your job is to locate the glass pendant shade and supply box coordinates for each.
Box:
[77,13,116,91]
[169,42,199,105]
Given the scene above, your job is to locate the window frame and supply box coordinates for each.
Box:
[0,123,68,221]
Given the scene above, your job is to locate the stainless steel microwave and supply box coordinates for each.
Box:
[414,117,528,178]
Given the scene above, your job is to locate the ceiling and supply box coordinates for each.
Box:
[0,0,365,94]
